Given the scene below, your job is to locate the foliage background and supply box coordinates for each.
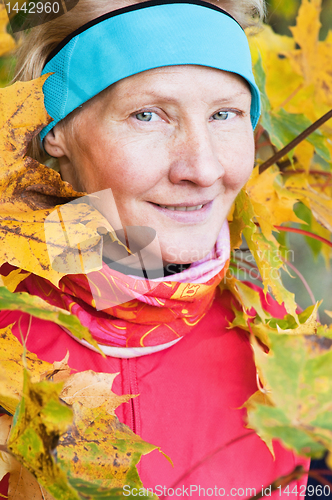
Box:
[264,0,332,326]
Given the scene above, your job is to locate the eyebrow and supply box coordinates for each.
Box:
[125,90,250,105]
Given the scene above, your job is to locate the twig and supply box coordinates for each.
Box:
[274,226,332,249]
[308,470,332,488]
[282,169,332,178]
[159,431,256,499]
[259,109,332,174]
[277,84,304,111]
[232,256,263,282]
[248,466,306,500]
[281,257,318,318]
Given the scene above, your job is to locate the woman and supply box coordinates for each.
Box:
[0,0,309,497]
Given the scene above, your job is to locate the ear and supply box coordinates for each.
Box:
[43,125,82,191]
[43,126,67,158]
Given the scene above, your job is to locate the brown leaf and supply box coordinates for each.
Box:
[0,325,52,414]
[57,371,168,492]
[41,352,73,383]
[0,77,132,286]
[61,371,132,414]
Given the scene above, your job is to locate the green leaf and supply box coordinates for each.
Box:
[0,286,104,356]
[246,332,332,459]
[57,371,168,494]
[7,369,80,500]
[253,56,330,162]
[68,476,156,499]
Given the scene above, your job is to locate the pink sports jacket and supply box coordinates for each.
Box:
[0,285,309,498]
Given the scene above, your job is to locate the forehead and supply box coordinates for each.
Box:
[93,65,251,104]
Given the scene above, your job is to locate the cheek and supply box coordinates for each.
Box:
[81,137,166,196]
[222,131,255,190]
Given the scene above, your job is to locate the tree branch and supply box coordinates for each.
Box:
[248,466,306,500]
[259,109,332,174]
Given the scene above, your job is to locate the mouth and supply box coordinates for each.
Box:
[149,200,211,211]
[148,200,214,223]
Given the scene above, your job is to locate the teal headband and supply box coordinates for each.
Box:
[40,0,261,144]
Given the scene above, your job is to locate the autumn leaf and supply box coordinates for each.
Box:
[0,335,166,498]
[284,174,332,232]
[58,371,165,494]
[0,268,31,292]
[0,414,53,500]
[246,307,332,460]
[229,188,298,317]
[224,274,271,323]
[0,287,104,355]
[3,369,164,499]
[0,76,130,287]
[248,24,299,112]
[253,55,330,163]
[6,369,79,500]
[0,4,15,57]
[0,325,52,414]
[288,0,332,110]
[246,166,303,239]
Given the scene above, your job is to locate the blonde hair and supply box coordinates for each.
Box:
[12,0,266,165]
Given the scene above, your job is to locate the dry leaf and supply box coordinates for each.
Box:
[0,325,52,414]
[58,371,167,492]
[41,352,73,383]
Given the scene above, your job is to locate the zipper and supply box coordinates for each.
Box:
[130,391,136,434]
[127,358,138,435]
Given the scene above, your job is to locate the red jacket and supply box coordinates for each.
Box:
[0,285,308,498]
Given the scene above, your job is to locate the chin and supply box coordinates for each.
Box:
[160,242,216,265]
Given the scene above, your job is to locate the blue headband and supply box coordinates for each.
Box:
[40,0,261,144]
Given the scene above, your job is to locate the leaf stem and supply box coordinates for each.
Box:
[308,470,332,488]
[159,431,256,499]
[274,226,332,249]
[277,84,304,111]
[248,466,306,500]
[232,255,263,282]
[282,169,332,178]
[281,257,318,317]
[259,109,332,174]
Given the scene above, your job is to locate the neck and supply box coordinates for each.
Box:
[102,256,190,279]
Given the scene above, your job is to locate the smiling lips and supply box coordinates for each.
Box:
[152,200,211,211]
[149,200,214,223]
[156,204,204,211]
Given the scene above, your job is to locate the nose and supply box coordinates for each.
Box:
[168,120,225,187]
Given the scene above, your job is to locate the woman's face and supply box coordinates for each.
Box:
[46,65,254,266]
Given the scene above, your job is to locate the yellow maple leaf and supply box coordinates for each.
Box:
[0,325,52,414]
[246,166,303,241]
[285,175,332,232]
[248,24,301,111]
[0,75,130,287]
[285,0,332,120]
[58,370,168,492]
[0,4,15,58]
[0,336,165,498]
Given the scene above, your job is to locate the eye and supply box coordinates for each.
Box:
[135,111,160,122]
[212,110,237,121]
